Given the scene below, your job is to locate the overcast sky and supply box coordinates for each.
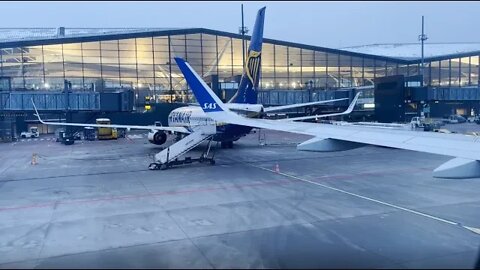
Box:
[1,1,479,48]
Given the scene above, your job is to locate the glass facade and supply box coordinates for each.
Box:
[1,30,479,103]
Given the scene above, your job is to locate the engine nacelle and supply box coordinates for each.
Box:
[148,131,167,145]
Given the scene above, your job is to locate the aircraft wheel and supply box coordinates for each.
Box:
[210,159,216,165]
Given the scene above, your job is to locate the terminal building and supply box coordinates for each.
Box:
[1,27,480,140]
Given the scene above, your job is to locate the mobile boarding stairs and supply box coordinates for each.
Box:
[148,125,217,170]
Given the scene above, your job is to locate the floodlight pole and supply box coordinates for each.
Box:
[418,16,428,87]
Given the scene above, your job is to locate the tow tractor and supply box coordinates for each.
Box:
[410,116,443,131]
[21,127,39,138]
[96,118,118,140]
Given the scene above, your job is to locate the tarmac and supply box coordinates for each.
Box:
[0,128,479,269]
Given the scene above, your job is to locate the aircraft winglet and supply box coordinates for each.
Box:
[346,92,361,114]
[31,98,46,124]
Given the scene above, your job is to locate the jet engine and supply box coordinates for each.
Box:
[148,131,167,145]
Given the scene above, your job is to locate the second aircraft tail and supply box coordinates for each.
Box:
[228,6,266,105]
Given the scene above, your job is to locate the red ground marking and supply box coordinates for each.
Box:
[0,166,432,213]
[0,179,293,212]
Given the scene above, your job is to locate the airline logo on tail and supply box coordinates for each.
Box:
[245,50,261,86]
[202,103,218,110]
[174,57,226,113]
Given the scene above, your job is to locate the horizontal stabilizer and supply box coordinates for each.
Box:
[433,157,480,179]
[297,137,366,152]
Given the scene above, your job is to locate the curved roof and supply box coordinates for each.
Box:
[0,28,478,64]
[0,28,181,42]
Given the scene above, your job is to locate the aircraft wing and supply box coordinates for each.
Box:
[174,56,480,179]
[279,93,361,121]
[263,97,348,113]
[31,100,191,134]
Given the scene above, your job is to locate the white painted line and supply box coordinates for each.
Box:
[246,162,480,235]
[464,226,480,235]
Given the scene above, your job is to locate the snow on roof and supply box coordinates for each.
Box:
[1,29,479,61]
[340,43,480,60]
[0,28,181,43]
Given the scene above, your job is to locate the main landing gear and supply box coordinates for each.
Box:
[220,141,234,149]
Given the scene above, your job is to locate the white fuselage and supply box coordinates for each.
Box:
[168,106,214,129]
[147,103,263,144]
[167,103,263,130]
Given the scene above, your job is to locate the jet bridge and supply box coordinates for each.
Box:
[148,125,217,170]
[0,91,100,111]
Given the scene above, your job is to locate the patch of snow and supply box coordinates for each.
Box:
[341,43,480,60]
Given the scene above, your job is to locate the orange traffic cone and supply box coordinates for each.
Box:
[31,153,38,165]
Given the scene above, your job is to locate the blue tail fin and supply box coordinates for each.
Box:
[228,6,266,104]
[175,57,227,113]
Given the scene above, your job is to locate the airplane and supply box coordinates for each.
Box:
[32,7,356,167]
[154,6,350,149]
[173,55,480,179]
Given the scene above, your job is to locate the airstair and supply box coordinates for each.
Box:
[148,125,217,170]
